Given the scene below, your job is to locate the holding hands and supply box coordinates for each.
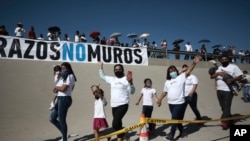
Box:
[156,100,162,107]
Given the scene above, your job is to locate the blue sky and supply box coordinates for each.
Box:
[1,0,250,54]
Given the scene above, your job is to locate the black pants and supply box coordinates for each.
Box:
[112,104,128,138]
[185,92,202,120]
[142,105,155,131]
[217,90,234,124]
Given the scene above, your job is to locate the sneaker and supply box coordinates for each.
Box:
[58,134,72,141]
[164,133,174,141]
[232,91,238,96]
[49,101,55,110]
[176,131,187,139]
[220,122,229,130]
[237,86,242,92]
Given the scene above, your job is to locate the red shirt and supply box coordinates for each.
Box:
[28,30,36,39]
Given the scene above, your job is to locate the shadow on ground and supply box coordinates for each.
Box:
[72,114,249,141]
[73,127,137,141]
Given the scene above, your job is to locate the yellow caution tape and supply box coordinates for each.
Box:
[88,114,250,141]
[146,114,250,124]
[88,123,145,141]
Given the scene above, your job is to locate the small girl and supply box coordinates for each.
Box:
[49,64,61,110]
[90,84,110,141]
[136,78,158,132]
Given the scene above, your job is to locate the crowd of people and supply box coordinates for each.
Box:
[1,22,250,64]
[48,53,249,141]
[1,22,249,141]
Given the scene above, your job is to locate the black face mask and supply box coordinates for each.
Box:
[115,71,124,78]
[95,95,99,100]
[221,61,229,67]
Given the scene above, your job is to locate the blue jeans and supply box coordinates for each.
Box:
[216,90,233,124]
[185,92,202,120]
[242,85,250,100]
[168,102,187,136]
[50,96,72,141]
[184,54,190,60]
[223,74,240,92]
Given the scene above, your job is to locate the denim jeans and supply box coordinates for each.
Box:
[242,85,250,100]
[223,74,240,92]
[216,90,233,124]
[184,54,190,60]
[168,102,187,136]
[185,92,202,120]
[50,96,72,141]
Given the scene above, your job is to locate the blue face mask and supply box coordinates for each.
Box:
[170,71,178,79]
[60,70,68,78]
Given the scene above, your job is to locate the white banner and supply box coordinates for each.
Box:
[0,36,148,65]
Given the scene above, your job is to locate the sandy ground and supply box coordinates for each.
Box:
[0,58,249,141]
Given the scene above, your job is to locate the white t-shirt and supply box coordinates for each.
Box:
[99,70,135,107]
[14,27,25,37]
[215,64,243,91]
[184,74,198,96]
[161,41,167,49]
[56,74,75,96]
[47,32,53,40]
[243,74,250,86]
[104,76,132,107]
[163,73,186,104]
[142,41,149,48]
[140,87,156,106]
[74,35,80,42]
[185,44,193,52]
[94,98,106,118]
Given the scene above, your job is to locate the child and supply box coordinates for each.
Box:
[240,70,250,102]
[136,78,158,132]
[90,84,110,141]
[49,64,61,110]
[208,60,240,96]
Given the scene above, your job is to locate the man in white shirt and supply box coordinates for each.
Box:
[184,42,193,60]
[210,54,243,130]
[14,22,25,37]
[98,62,135,141]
